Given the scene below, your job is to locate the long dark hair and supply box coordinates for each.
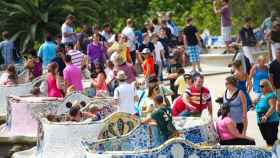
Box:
[148,85,159,97]
[220,105,230,119]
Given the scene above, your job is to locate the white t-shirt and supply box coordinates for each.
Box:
[105,68,114,83]
[67,50,84,69]
[61,23,75,44]
[122,26,136,51]
[154,41,164,62]
[114,82,137,114]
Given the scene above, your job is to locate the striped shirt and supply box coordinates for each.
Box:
[185,86,211,112]
[67,50,84,69]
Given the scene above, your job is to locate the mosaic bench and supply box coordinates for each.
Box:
[0,92,92,144]
[12,111,139,158]
[82,138,277,158]
[0,76,44,120]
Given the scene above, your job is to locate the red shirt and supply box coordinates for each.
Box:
[185,86,211,112]
[172,96,186,116]
[142,56,155,77]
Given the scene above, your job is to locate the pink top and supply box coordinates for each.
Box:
[47,74,62,97]
[63,64,83,92]
[92,73,107,96]
[216,116,237,140]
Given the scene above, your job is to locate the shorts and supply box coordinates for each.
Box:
[242,46,256,64]
[271,43,280,60]
[221,26,232,44]
[187,45,200,63]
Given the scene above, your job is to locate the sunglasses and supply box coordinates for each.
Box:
[260,85,265,88]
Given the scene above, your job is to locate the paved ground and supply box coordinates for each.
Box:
[204,74,280,147]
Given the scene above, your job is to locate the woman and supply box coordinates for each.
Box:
[267,21,280,61]
[108,33,130,63]
[223,76,248,135]
[256,79,279,147]
[87,33,105,72]
[141,84,160,117]
[248,56,269,101]
[47,62,62,97]
[142,48,155,82]
[232,60,252,110]
[0,64,18,85]
[91,62,107,96]
[216,105,255,145]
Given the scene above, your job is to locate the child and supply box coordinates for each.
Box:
[174,68,186,96]
[141,95,177,142]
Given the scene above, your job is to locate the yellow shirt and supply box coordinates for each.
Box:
[174,75,187,95]
[109,42,127,62]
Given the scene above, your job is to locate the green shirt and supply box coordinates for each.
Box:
[151,106,173,139]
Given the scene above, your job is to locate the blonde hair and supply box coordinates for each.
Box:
[260,79,274,91]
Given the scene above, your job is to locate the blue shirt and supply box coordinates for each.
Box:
[0,40,14,65]
[255,92,279,123]
[38,41,57,68]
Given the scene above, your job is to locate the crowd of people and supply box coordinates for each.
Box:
[0,0,280,148]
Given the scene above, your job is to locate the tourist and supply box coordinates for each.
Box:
[160,19,172,40]
[108,33,129,63]
[68,103,98,122]
[183,17,202,72]
[182,73,212,116]
[269,47,280,112]
[104,60,115,96]
[166,12,179,37]
[174,69,188,96]
[136,33,155,65]
[237,17,258,64]
[113,71,138,114]
[76,24,90,54]
[61,15,76,45]
[122,18,136,64]
[51,48,66,78]
[55,35,65,52]
[248,56,269,102]
[63,55,83,93]
[65,44,85,69]
[142,48,155,82]
[213,0,232,52]
[37,34,57,70]
[216,105,255,145]
[229,44,251,75]
[0,64,17,85]
[47,62,62,97]
[24,54,42,81]
[152,18,161,36]
[166,55,183,100]
[0,31,14,68]
[141,84,159,117]
[87,32,106,72]
[114,55,136,84]
[223,76,248,135]
[142,95,177,143]
[159,27,173,60]
[91,61,107,96]
[101,23,111,42]
[256,79,279,147]
[260,10,279,41]
[267,21,280,60]
[151,33,165,80]
[232,60,252,110]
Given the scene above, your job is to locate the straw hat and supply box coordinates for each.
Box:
[116,71,127,81]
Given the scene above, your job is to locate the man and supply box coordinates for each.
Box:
[76,24,90,54]
[269,47,280,112]
[182,74,212,116]
[122,18,136,64]
[213,0,232,52]
[38,34,56,70]
[0,31,14,69]
[237,17,258,64]
[115,55,136,84]
[183,17,202,72]
[101,23,111,41]
[65,44,85,69]
[61,15,76,45]
[113,71,138,114]
[261,10,279,39]
[63,55,83,93]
